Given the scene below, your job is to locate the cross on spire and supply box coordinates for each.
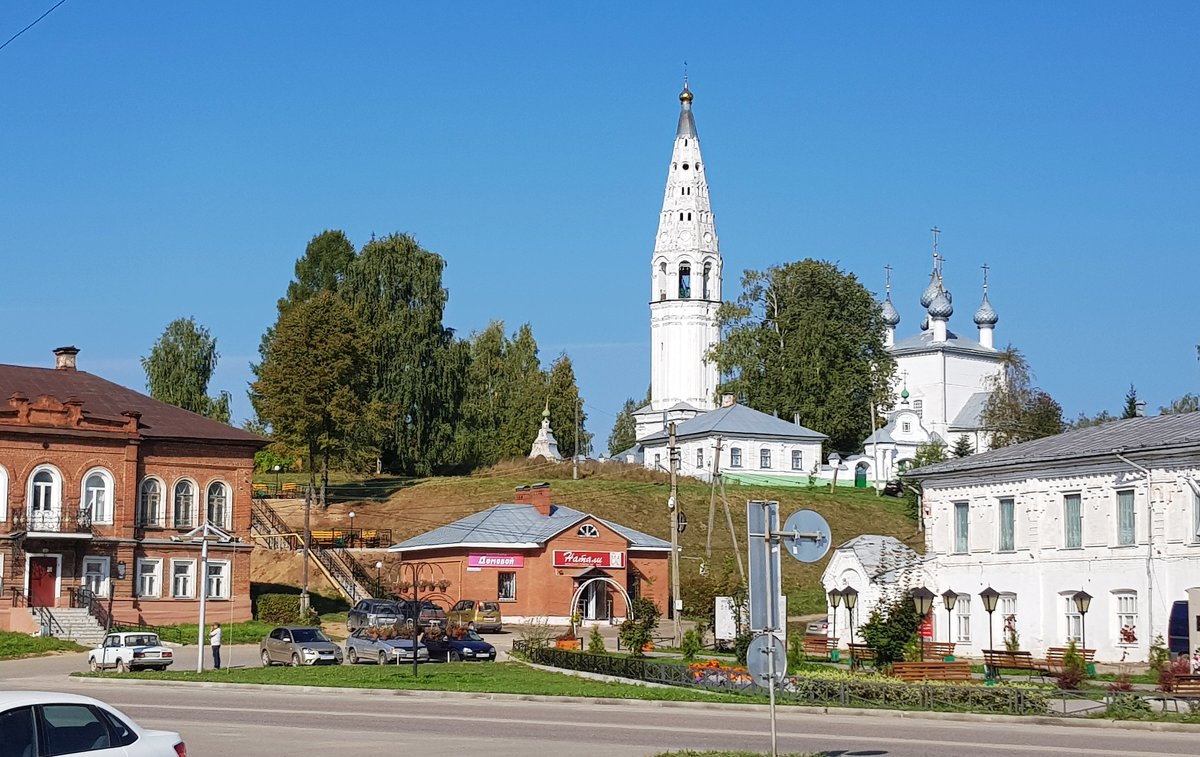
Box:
[884,264,893,294]
[931,226,942,275]
[981,262,990,293]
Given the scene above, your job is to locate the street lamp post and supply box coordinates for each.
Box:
[396,561,438,678]
[1073,590,1093,650]
[272,465,281,496]
[941,589,958,647]
[910,587,935,661]
[374,561,383,596]
[842,586,858,658]
[827,588,842,645]
[980,586,1000,679]
[348,511,356,549]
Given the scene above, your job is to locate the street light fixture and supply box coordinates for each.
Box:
[1073,590,1093,650]
[375,561,383,594]
[827,587,842,643]
[941,589,958,646]
[841,586,858,648]
[348,511,356,549]
[909,586,935,661]
[980,586,1000,650]
[272,464,282,496]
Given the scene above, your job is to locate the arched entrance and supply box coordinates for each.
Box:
[854,462,869,488]
[570,575,635,623]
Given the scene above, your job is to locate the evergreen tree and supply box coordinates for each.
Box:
[1122,384,1140,419]
[951,435,974,458]
[981,346,1064,448]
[142,317,232,423]
[546,353,591,460]
[910,441,947,469]
[344,233,463,476]
[711,260,895,452]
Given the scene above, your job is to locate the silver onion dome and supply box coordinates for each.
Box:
[974,292,998,326]
[881,296,900,327]
[928,290,954,319]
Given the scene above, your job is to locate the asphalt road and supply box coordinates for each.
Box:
[3,649,1198,757]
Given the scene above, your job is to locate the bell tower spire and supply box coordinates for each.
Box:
[638,81,723,439]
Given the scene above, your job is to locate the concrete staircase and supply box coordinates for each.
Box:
[32,607,107,646]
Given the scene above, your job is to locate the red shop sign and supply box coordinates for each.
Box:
[552,550,625,569]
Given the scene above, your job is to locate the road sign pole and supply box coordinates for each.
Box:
[767,639,777,757]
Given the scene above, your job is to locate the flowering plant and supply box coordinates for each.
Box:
[1120,624,1137,644]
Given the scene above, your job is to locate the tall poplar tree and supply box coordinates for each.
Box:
[142,317,232,423]
[711,259,895,452]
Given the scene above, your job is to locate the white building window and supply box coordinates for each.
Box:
[205,560,230,599]
[654,453,661,470]
[955,595,971,643]
[730,448,742,468]
[139,478,164,527]
[1063,493,1082,549]
[998,498,1015,552]
[81,468,114,524]
[82,556,110,599]
[174,480,196,529]
[1064,596,1082,644]
[913,399,923,418]
[498,571,516,601]
[953,502,969,553]
[0,464,8,522]
[760,449,771,469]
[171,559,196,599]
[136,559,162,598]
[207,481,230,529]
[791,450,803,470]
[1194,491,1200,544]
[577,524,599,538]
[1116,490,1135,546]
[1115,591,1138,646]
[29,466,62,529]
[696,448,704,469]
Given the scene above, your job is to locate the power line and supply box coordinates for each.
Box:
[0,0,68,54]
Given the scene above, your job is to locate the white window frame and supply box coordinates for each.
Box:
[82,556,111,599]
[28,464,63,528]
[136,558,162,598]
[139,478,165,528]
[1116,489,1135,546]
[206,480,231,529]
[913,399,923,418]
[1115,591,1138,647]
[497,571,517,602]
[205,559,231,600]
[80,468,114,525]
[1193,490,1200,544]
[1063,493,1083,549]
[1064,596,1082,644]
[953,502,969,554]
[760,449,771,469]
[0,464,8,522]
[791,450,803,470]
[171,559,196,599]
[696,448,704,469]
[730,447,742,468]
[955,595,972,643]
[998,497,1015,552]
[577,524,599,538]
[173,479,196,529]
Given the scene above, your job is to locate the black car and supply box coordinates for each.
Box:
[346,598,404,632]
[883,480,904,497]
[422,627,497,662]
[396,600,447,630]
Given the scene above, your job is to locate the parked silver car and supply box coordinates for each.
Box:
[345,628,429,665]
[260,626,343,666]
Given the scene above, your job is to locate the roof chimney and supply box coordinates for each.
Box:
[53,346,79,371]
[514,482,553,516]
[721,394,735,408]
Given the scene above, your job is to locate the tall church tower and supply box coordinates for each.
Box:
[635,81,723,440]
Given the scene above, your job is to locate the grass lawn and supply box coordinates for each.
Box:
[80,660,761,703]
[0,631,85,660]
[122,613,349,647]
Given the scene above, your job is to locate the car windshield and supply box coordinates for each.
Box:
[464,630,484,641]
[290,628,329,643]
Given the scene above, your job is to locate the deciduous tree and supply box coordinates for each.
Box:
[981,347,1063,447]
[1160,394,1199,415]
[142,317,231,423]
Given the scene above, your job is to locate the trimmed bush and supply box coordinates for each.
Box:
[256,594,318,625]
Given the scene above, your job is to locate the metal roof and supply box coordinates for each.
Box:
[908,410,1200,478]
[834,535,922,581]
[388,503,671,553]
[889,329,1004,359]
[640,403,827,443]
[948,392,991,431]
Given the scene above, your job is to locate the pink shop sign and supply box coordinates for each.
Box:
[468,553,525,569]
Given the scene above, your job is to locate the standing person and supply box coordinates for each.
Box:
[209,622,223,670]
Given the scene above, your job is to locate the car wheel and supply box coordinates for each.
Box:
[291,653,301,667]
[89,657,100,672]
[261,650,273,667]
[377,651,387,666]
[115,659,126,673]
[348,648,358,664]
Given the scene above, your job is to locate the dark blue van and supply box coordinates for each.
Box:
[1168,600,1191,658]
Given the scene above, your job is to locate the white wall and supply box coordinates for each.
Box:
[642,434,824,483]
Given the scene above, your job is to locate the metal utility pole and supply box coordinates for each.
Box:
[705,437,723,559]
[668,422,682,646]
[300,484,311,616]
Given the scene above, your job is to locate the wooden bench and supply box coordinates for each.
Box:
[1044,646,1096,675]
[847,642,876,668]
[921,641,956,660]
[252,483,269,498]
[982,649,1048,679]
[1164,675,1200,712]
[281,482,299,496]
[802,635,838,661]
[309,529,351,547]
[891,661,974,683]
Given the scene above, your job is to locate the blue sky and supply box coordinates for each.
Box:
[2,3,1197,448]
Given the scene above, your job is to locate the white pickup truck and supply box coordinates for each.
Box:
[88,631,174,672]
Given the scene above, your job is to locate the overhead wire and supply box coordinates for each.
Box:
[0,0,68,54]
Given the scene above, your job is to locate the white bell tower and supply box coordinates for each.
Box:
[640,81,722,438]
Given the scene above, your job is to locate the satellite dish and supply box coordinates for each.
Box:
[781,509,832,564]
[746,633,787,687]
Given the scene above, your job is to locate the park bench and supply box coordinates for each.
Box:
[281,482,299,497]
[309,529,352,548]
[982,649,1048,680]
[1163,674,1200,713]
[252,483,269,498]
[803,635,839,661]
[921,641,956,660]
[890,661,974,683]
[847,642,876,669]
[1044,646,1096,675]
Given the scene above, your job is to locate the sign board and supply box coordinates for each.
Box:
[747,501,781,632]
[714,597,744,642]
[747,633,787,687]
[468,554,525,569]
[919,614,934,639]
[552,550,625,569]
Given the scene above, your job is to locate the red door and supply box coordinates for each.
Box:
[29,557,58,607]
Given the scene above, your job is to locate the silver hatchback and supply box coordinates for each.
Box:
[260,626,343,666]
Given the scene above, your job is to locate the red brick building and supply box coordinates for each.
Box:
[389,483,671,624]
[0,348,263,634]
